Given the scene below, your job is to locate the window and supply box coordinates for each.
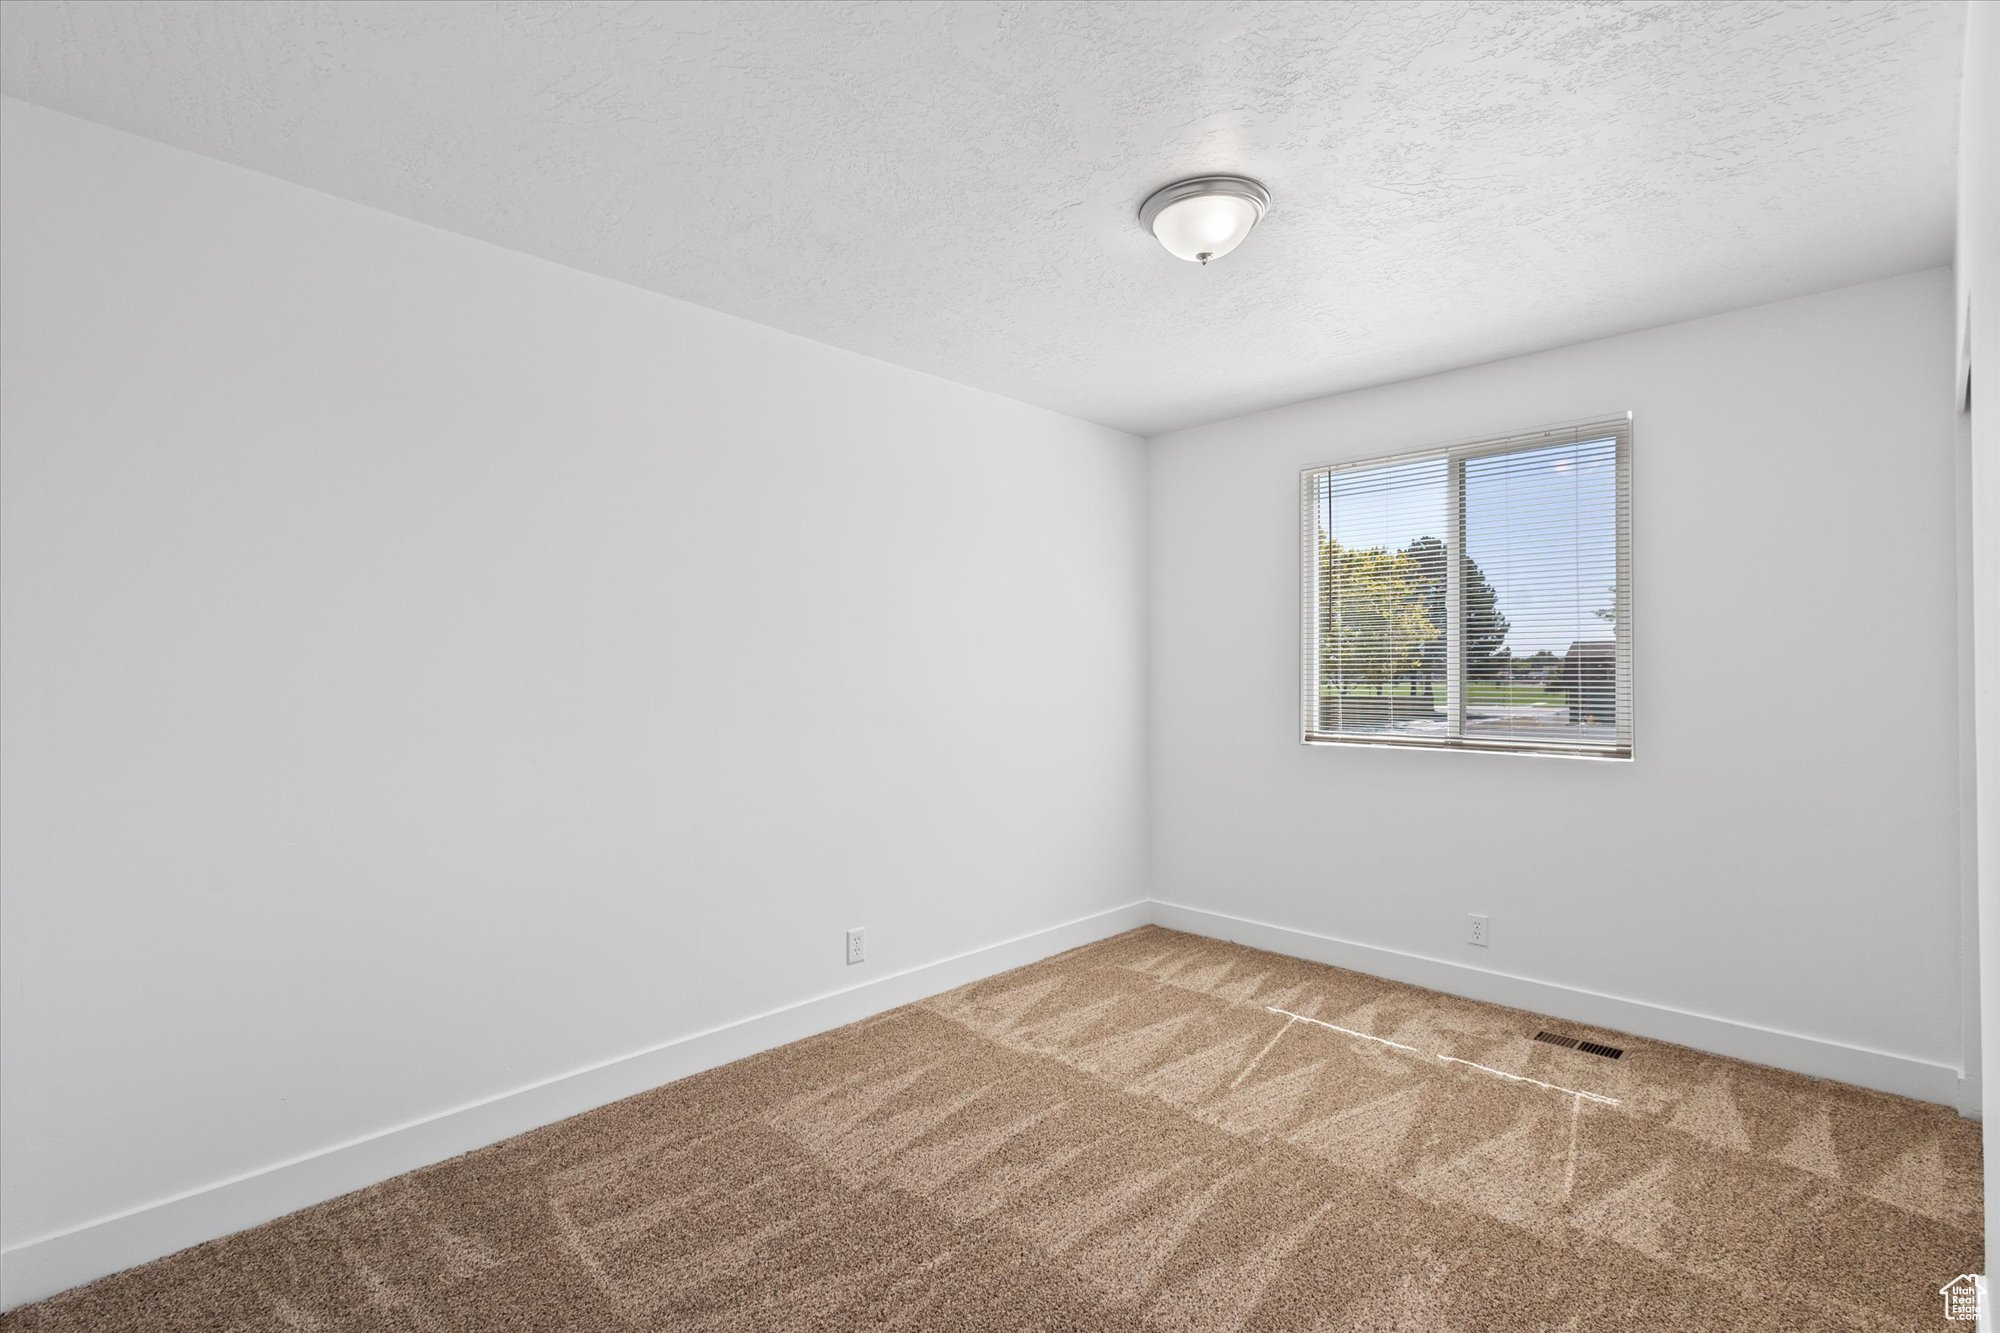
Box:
[1300,415,1632,757]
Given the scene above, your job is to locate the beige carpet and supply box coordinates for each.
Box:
[3,927,1982,1331]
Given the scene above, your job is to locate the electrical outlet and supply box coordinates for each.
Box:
[1467,913,1489,948]
[846,928,865,966]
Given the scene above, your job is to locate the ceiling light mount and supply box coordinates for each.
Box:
[1138,175,1272,266]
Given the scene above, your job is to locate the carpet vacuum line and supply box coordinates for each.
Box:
[1263,1006,1620,1106]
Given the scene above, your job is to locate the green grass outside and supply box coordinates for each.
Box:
[1319,682,1564,708]
[1465,683,1562,707]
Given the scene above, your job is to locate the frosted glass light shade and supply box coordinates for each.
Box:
[1138,176,1271,265]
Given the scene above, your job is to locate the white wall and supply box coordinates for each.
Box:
[0,97,1146,1292]
[1149,269,1966,1101]
[1958,1,2000,1291]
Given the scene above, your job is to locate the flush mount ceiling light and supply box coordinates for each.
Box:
[1138,175,1272,266]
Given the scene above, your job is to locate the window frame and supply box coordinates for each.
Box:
[1298,413,1634,759]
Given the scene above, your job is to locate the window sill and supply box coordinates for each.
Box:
[1300,734,1633,761]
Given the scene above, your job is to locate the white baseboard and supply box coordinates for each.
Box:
[1151,901,1963,1108]
[0,900,1150,1312]
[5,896,1966,1311]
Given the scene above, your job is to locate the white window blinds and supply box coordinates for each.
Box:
[1301,415,1632,757]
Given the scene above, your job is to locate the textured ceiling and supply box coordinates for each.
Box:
[0,0,1967,435]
